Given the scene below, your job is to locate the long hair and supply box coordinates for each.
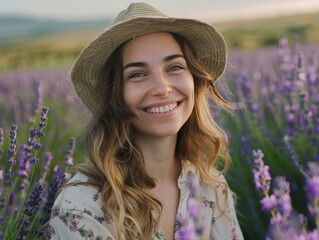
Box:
[74,33,232,239]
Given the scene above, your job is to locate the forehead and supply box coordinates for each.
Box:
[122,32,183,63]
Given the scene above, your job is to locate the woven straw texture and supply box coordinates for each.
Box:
[71,2,227,114]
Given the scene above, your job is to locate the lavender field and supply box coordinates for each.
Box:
[0,36,318,239]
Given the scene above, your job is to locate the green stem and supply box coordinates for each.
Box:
[6,166,36,239]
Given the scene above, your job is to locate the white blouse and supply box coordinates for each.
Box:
[47,161,244,240]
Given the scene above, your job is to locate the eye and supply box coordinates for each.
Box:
[128,71,146,80]
[168,65,184,72]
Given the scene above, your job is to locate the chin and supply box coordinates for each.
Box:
[135,127,180,139]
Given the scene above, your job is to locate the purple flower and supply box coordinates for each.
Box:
[23,182,43,217]
[40,106,49,120]
[29,157,40,164]
[286,113,295,123]
[261,195,277,211]
[308,229,319,240]
[263,177,293,230]
[239,135,252,156]
[307,162,319,177]
[53,166,66,185]
[4,169,14,187]
[250,103,259,112]
[39,167,66,224]
[64,137,76,167]
[307,176,319,198]
[306,162,319,223]
[21,107,50,173]
[7,124,18,165]
[43,151,53,172]
[279,35,289,47]
[270,212,283,226]
[277,193,292,215]
[273,177,292,217]
[16,182,44,239]
[252,149,271,193]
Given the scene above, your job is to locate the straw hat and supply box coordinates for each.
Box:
[71,2,227,114]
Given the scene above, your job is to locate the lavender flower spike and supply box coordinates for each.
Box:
[4,124,18,187]
[39,166,66,226]
[252,149,271,194]
[266,176,292,226]
[7,124,18,165]
[17,182,44,239]
[260,195,277,211]
[64,137,76,167]
[306,162,319,227]
[22,182,43,217]
[307,176,319,199]
[36,106,49,138]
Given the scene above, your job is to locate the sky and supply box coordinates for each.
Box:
[1,0,319,22]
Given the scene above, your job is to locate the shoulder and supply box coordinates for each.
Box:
[47,172,116,239]
[210,168,229,196]
[54,172,102,211]
[51,172,109,223]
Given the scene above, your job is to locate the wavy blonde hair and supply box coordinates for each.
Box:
[75,33,232,239]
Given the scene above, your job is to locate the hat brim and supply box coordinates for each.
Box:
[71,17,227,113]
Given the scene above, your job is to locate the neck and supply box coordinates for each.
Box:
[135,134,181,183]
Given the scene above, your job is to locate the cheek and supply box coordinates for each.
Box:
[123,85,134,110]
[123,83,143,111]
[183,74,195,101]
[187,76,195,110]
[175,72,194,91]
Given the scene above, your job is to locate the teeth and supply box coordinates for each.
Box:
[146,103,178,113]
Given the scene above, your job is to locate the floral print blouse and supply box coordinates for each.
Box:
[47,161,244,240]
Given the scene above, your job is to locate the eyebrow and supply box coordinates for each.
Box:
[122,54,185,71]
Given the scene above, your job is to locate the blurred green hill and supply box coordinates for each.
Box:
[0,14,111,45]
[0,11,318,72]
[216,11,319,49]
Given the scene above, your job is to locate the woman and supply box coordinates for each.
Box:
[47,2,243,240]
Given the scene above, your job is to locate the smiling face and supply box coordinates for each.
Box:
[122,32,195,139]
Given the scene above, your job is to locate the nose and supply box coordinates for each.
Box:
[151,73,172,96]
